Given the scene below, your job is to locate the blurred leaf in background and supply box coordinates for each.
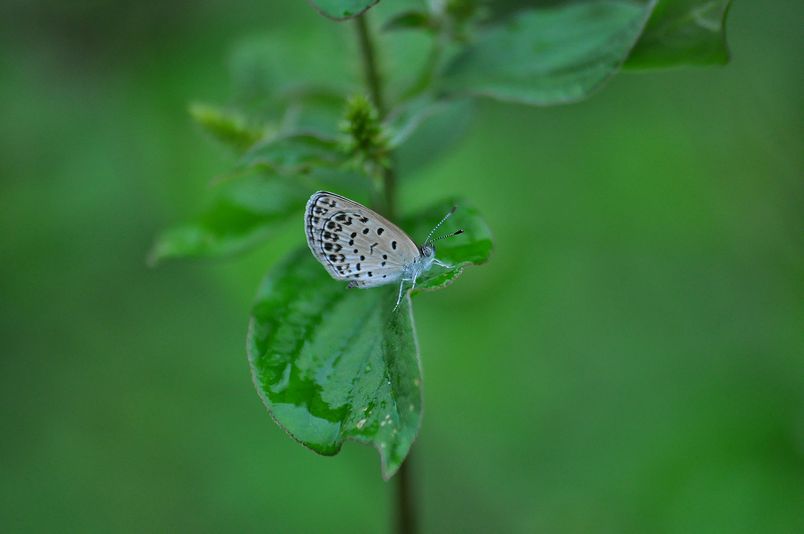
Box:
[626,0,733,68]
[148,173,309,264]
[441,0,657,105]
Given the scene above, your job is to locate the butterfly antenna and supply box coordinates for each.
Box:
[424,206,457,245]
[430,229,464,243]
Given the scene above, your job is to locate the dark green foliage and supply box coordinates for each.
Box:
[149,174,308,265]
[441,1,655,105]
[626,0,733,68]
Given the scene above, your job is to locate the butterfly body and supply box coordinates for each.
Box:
[304,191,458,309]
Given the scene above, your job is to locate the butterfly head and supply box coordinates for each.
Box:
[421,205,464,257]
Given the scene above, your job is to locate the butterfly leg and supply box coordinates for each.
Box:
[393,279,406,312]
[433,258,452,269]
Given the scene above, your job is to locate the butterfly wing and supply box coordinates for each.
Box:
[305,191,420,288]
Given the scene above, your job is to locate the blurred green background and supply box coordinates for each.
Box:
[1,1,802,532]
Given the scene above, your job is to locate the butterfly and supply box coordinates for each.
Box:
[305,191,464,310]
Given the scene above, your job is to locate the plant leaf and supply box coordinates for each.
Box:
[386,95,475,175]
[383,9,434,32]
[239,133,345,175]
[309,0,380,20]
[148,174,308,265]
[386,95,464,149]
[248,249,421,479]
[247,197,491,478]
[188,102,266,152]
[440,0,657,106]
[278,86,348,137]
[229,34,354,119]
[625,0,732,69]
[402,197,493,291]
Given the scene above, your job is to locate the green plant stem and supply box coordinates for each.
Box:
[355,14,396,220]
[395,449,417,534]
[354,13,414,534]
[355,15,386,115]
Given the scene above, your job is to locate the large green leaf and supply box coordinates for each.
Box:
[148,174,308,265]
[387,96,475,175]
[229,34,353,120]
[239,133,345,175]
[277,87,348,137]
[249,250,420,479]
[309,0,380,20]
[387,95,465,149]
[625,0,732,69]
[248,198,491,478]
[440,0,657,106]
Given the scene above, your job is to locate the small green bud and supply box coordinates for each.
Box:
[188,102,265,151]
[340,94,390,176]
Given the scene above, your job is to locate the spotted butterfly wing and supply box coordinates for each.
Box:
[305,191,420,288]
